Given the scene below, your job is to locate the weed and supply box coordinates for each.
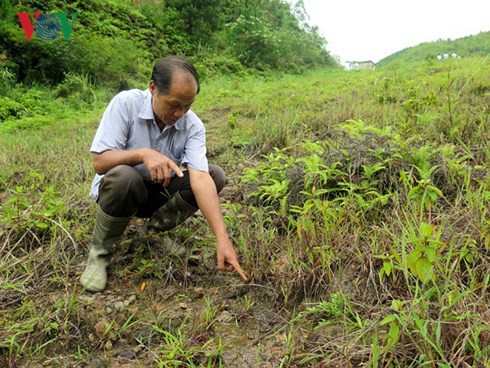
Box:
[152,319,223,367]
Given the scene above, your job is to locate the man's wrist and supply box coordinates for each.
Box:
[135,148,148,164]
[216,234,233,248]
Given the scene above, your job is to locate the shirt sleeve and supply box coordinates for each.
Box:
[90,93,130,153]
[182,120,209,172]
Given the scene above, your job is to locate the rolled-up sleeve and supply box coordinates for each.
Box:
[182,119,208,172]
[91,94,130,153]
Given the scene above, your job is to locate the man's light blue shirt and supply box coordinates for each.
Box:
[89,89,208,199]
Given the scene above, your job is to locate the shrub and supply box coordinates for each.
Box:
[0,97,24,121]
[55,72,95,104]
[0,67,16,96]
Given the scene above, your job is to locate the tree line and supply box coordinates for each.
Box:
[0,0,338,89]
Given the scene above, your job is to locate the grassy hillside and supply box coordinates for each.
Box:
[377,31,490,68]
[0,0,339,128]
[0,57,489,366]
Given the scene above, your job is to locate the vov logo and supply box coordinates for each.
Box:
[17,12,78,41]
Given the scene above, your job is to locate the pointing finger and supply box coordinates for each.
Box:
[230,261,248,282]
[169,161,184,177]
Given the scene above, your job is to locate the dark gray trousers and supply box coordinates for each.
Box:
[97,164,227,217]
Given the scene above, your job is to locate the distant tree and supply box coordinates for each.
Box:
[165,0,222,48]
[225,0,336,71]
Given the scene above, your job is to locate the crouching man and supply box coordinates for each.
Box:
[80,56,247,292]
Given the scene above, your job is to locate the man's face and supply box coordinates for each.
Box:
[150,72,197,126]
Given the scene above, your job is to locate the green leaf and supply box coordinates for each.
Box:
[388,322,401,345]
[448,290,472,307]
[428,190,439,202]
[425,246,436,263]
[436,363,452,368]
[420,222,433,238]
[380,314,396,325]
[371,335,379,366]
[408,186,422,200]
[436,321,442,346]
[407,249,422,273]
[427,185,443,197]
[391,299,405,311]
[383,261,393,276]
[416,258,435,282]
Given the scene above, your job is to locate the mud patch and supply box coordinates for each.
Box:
[71,273,288,367]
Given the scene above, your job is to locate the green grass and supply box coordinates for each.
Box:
[0,58,489,367]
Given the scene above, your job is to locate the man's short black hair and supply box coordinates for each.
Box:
[151,56,200,95]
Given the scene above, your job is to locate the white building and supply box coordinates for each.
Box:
[348,60,376,70]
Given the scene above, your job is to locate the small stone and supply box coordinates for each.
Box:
[88,333,95,342]
[135,327,153,344]
[217,311,234,324]
[95,319,110,337]
[106,307,113,314]
[79,295,94,303]
[90,358,105,368]
[128,295,137,303]
[117,349,136,362]
[133,345,141,353]
[179,302,187,309]
[127,306,139,314]
[113,338,128,350]
[114,301,124,310]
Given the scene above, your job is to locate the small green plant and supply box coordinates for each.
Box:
[136,258,158,276]
[0,171,68,237]
[384,217,445,285]
[152,319,223,367]
[242,147,294,214]
[379,299,406,351]
[406,222,444,283]
[401,162,443,223]
[296,292,346,324]
[242,294,255,313]
[55,72,96,105]
[202,296,220,330]
[0,67,16,96]
[290,186,339,260]
[375,250,397,281]
[408,178,442,222]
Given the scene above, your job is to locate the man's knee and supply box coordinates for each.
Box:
[98,165,147,216]
[100,165,144,195]
[209,164,227,193]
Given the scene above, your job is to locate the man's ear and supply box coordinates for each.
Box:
[149,80,156,94]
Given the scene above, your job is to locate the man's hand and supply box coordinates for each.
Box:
[187,167,247,282]
[217,239,248,282]
[141,148,183,186]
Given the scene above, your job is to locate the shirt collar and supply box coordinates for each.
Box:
[138,89,186,131]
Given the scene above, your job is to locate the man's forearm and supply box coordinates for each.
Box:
[93,149,146,174]
[189,167,247,281]
[189,169,229,241]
